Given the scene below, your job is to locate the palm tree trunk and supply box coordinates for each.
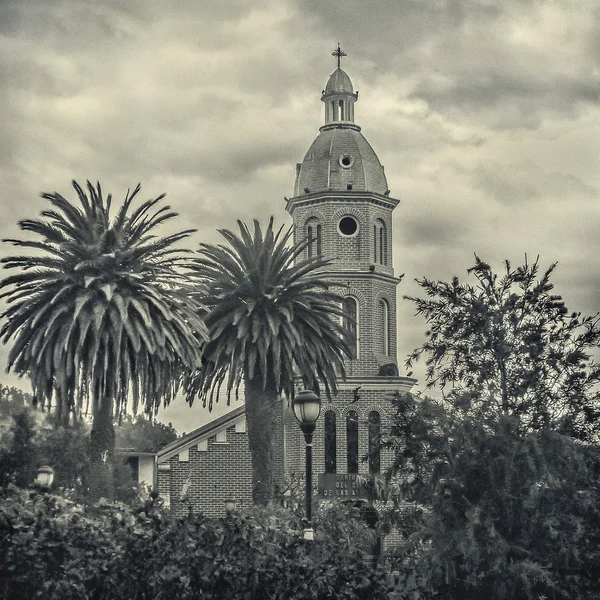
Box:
[244,376,278,506]
[88,399,115,502]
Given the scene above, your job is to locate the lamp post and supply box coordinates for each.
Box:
[223,497,237,515]
[292,390,321,541]
[34,465,54,492]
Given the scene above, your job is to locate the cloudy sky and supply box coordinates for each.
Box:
[1,0,599,433]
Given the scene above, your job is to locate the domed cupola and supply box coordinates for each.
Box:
[321,44,357,124]
[325,68,354,94]
[293,46,388,197]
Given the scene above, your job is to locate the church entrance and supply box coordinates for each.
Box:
[344,499,382,566]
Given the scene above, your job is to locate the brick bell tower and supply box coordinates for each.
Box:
[284,48,415,493]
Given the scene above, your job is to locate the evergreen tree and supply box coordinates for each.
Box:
[0,410,38,488]
[405,256,600,440]
[115,414,177,452]
[37,418,90,493]
[384,257,600,599]
[0,385,33,421]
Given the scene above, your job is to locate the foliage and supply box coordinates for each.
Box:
[0,385,41,453]
[0,403,152,505]
[0,410,38,488]
[386,393,600,599]
[0,181,208,499]
[185,217,350,505]
[383,257,600,598]
[383,393,453,510]
[277,473,380,552]
[36,419,90,493]
[186,217,350,406]
[0,384,33,422]
[0,486,387,600]
[405,256,600,440]
[115,414,177,452]
[315,500,380,555]
[1,180,207,421]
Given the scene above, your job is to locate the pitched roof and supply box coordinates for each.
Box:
[157,405,245,462]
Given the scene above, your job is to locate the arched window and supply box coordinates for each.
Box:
[374,220,387,265]
[339,99,344,120]
[331,101,337,121]
[324,410,336,474]
[316,224,322,256]
[368,412,381,475]
[342,296,358,359]
[307,221,322,258]
[380,299,390,356]
[373,225,377,263]
[347,411,359,474]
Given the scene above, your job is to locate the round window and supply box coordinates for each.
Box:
[338,216,359,236]
[339,154,354,168]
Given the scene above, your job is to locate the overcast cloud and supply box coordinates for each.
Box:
[1,0,599,433]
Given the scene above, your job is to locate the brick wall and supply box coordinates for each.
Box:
[290,193,401,379]
[163,424,253,518]
[293,198,395,275]
[158,400,287,518]
[284,387,399,482]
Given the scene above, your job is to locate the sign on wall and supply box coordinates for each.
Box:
[317,473,365,498]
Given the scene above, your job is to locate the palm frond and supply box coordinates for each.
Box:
[184,216,349,408]
[1,180,207,420]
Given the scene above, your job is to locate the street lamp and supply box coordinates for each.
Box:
[223,497,237,514]
[292,390,321,540]
[34,466,54,491]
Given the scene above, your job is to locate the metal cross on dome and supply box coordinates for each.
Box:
[332,43,347,69]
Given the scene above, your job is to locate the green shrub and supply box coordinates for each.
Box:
[0,486,388,599]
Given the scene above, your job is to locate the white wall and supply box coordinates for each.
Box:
[138,455,156,491]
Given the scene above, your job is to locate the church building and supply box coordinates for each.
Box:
[154,49,415,517]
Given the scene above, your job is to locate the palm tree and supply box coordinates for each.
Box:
[0,181,207,499]
[185,218,351,506]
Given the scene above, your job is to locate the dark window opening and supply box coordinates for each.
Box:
[339,216,358,236]
[325,410,336,474]
[125,456,139,483]
[368,412,381,475]
[316,224,322,256]
[380,299,390,356]
[347,411,359,474]
[307,225,313,258]
[374,221,387,265]
[342,296,358,359]
[373,225,378,262]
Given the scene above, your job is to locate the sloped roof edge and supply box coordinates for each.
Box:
[157,405,245,462]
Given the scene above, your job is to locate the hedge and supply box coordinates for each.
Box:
[0,485,388,600]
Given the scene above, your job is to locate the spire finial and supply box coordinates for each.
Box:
[332,43,346,69]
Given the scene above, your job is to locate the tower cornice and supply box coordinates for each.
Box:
[337,376,417,392]
[319,122,361,132]
[286,190,399,216]
[325,270,404,286]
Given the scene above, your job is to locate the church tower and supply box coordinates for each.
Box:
[284,48,415,490]
[155,50,417,518]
